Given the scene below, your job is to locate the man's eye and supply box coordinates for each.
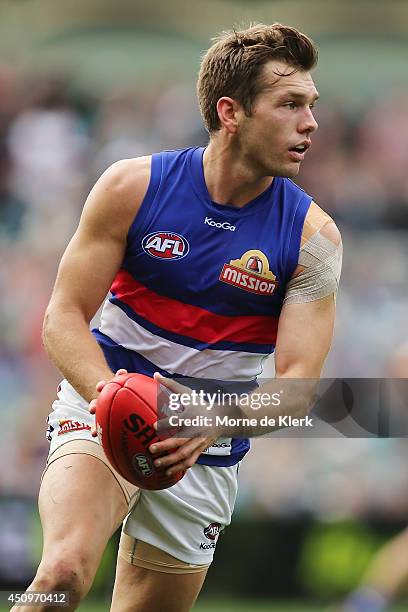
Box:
[284,102,296,109]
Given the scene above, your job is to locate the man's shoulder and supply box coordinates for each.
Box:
[82,156,153,237]
[102,156,151,196]
[302,200,341,247]
[91,156,152,221]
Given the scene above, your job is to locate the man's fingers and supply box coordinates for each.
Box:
[96,369,128,393]
[164,438,215,475]
[152,438,208,472]
[164,437,217,475]
[154,441,195,468]
[150,437,187,455]
[166,457,197,476]
[165,445,204,476]
[89,399,98,415]
[154,372,188,395]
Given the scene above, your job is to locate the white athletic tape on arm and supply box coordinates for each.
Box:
[283,230,342,305]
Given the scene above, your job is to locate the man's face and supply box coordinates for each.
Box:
[236,60,319,178]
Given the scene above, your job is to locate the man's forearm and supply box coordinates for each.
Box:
[236,377,318,436]
[43,310,114,402]
[164,377,319,439]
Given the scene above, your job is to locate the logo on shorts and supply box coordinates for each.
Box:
[57,419,91,436]
[132,453,154,477]
[142,232,189,260]
[200,541,216,550]
[46,416,54,442]
[203,522,221,541]
[219,249,278,296]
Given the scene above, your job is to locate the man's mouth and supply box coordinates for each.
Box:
[288,141,311,162]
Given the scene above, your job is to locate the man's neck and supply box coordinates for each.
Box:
[203,140,273,208]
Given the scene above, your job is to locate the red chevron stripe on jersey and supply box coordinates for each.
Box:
[111,269,278,346]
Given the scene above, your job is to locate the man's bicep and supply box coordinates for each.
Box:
[50,227,125,322]
[274,295,335,378]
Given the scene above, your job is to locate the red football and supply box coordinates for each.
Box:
[95,372,185,490]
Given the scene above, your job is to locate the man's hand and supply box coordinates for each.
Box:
[89,368,128,437]
[149,373,218,476]
[89,370,217,476]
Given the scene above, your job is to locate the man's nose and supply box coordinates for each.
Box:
[299,108,318,134]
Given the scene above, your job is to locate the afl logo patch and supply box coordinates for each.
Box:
[142,231,189,260]
[204,522,221,541]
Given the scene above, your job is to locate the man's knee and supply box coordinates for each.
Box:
[35,554,94,604]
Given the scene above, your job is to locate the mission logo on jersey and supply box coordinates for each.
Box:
[220,249,278,295]
[142,231,189,260]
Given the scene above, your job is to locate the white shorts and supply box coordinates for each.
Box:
[123,459,239,566]
[46,379,239,566]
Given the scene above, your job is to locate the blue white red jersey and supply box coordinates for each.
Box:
[93,146,312,466]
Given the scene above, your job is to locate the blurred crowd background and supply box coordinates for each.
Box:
[1,0,408,605]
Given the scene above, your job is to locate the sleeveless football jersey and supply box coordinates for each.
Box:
[93,147,312,466]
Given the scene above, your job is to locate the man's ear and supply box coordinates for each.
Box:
[216,97,240,134]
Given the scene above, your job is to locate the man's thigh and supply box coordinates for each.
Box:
[41,376,139,563]
[39,441,136,571]
[111,548,208,612]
